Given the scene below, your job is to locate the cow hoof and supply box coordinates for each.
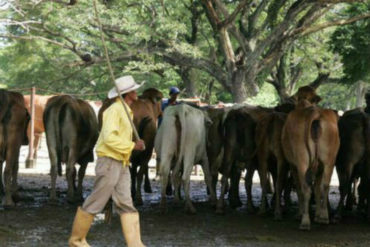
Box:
[299,223,311,231]
[315,217,329,225]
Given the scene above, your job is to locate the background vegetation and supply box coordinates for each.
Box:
[0,0,369,110]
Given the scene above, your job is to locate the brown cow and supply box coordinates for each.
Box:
[255,111,292,220]
[24,95,54,164]
[282,100,339,230]
[98,88,163,205]
[44,95,99,203]
[0,90,29,208]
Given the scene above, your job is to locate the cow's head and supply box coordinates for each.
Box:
[140,88,163,119]
[293,86,322,105]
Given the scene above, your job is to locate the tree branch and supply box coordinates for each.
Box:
[291,12,370,37]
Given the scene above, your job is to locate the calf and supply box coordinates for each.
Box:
[282,101,339,230]
[44,95,99,203]
[155,104,216,214]
[0,90,29,208]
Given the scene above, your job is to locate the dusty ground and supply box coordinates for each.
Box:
[1,138,370,247]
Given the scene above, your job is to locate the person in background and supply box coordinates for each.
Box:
[68,75,146,247]
[158,86,180,126]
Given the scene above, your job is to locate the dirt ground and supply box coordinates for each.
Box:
[1,141,370,247]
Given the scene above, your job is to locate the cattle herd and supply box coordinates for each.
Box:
[1,86,370,231]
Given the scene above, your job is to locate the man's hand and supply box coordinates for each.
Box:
[134,140,145,151]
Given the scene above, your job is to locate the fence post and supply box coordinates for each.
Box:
[26,87,36,168]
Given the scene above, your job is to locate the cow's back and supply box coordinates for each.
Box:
[44,95,98,164]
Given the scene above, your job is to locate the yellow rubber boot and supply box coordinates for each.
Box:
[120,212,146,247]
[68,207,94,247]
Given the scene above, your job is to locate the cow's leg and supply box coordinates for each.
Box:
[335,163,354,220]
[290,165,304,219]
[182,156,196,214]
[66,156,77,204]
[11,158,21,203]
[245,164,256,213]
[144,164,152,193]
[258,154,269,215]
[76,162,88,202]
[283,172,293,208]
[172,162,182,204]
[298,164,311,230]
[274,160,287,220]
[160,156,171,213]
[202,155,217,206]
[33,134,41,161]
[0,161,3,195]
[229,165,242,208]
[3,145,20,208]
[130,164,137,199]
[317,162,334,224]
[135,164,146,206]
[346,177,359,210]
[48,147,58,203]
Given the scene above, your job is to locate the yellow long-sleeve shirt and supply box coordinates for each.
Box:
[96,98,135,166]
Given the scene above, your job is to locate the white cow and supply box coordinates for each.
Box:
[155,104,216,214]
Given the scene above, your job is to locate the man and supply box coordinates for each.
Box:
[161,86,180,110]
[69,75,146,247]
[158,86,180,126]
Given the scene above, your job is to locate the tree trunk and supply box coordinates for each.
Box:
[355,81,366,107]
[178,67,197,97]
[231,70,247,103]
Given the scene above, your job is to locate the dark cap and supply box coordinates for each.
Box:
[169,86,180,95]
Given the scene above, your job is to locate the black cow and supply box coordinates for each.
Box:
[0,90,29,208]
[335,108,369,220]
[44,95,99,203]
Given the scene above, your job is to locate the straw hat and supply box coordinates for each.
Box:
[107,75,144,99]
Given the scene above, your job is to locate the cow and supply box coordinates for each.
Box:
[335,108,369,220]
[255,109,292,220]
[155,104,216,214]
[98,88,163,205]
[0,89,29,208]
[44,95,99,203]
[282,99,340,230]
[215,108,257,214]
[23,95,54,164]
[205,107,227,193]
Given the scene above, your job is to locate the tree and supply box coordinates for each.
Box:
[330,2,370,83]
[1,0,369,102]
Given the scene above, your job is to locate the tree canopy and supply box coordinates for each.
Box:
[0,0,369,107]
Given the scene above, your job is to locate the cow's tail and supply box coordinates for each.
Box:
[305,109,321,186]
[175,105,187,171]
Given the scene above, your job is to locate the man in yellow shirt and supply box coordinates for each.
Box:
[69,75,146,247]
